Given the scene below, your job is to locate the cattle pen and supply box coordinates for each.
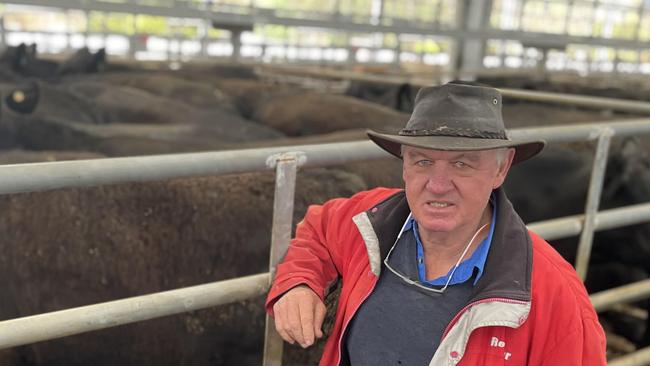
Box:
[0,115,650,365]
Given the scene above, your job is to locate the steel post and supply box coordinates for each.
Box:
[263,152,303,366]
[575,128,613,280]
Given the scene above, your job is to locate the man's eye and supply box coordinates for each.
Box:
[453,161,468,168]
[415,160,431,167]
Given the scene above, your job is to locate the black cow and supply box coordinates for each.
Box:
[1,44,112,80]
[57,47,107,76]
[0,168,366,366]
[345,80,417,112]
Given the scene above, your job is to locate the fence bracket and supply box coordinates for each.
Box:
[265,151,307,169]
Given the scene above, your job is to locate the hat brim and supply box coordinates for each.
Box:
[367,130,545,165]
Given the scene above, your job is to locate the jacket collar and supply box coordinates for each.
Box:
[354,187,532,302]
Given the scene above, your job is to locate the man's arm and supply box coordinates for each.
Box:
[265,199,344,348]
[538,316,607,365]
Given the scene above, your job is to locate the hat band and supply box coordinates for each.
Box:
[399,128,508,139]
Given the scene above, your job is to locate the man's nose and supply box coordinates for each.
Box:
[424,164,454,194]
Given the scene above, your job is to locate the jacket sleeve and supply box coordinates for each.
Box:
[264,197,347,315]
[539,316,607,366]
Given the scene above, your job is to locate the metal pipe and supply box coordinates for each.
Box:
[527,201,650,241]
[258,64,650,114]
[527,215,584,241]
[0,141,385,195]
[0,120,650,196]
[507,118,650,144]
[0,273,270,350]
[575,129,613,280]
[591,279,650,312]
[263,153,302,366]
[499,88,650,115]
[260,65,650,115]
[609,304,648,320]
[608,346,650,366]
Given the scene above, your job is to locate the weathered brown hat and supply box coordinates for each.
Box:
[367,82,545,164]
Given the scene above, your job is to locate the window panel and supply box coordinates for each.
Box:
[639,13,650,40]
[567,3,594,36]
[439,0,458,28]
[490,0,523,30]
[339,0,373,19]
[521,1,568,34]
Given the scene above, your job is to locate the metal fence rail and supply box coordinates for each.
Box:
[591,279,650,313]
[260,65,650,115]
[0,273,269,349]
[528,202,650,241]
[1,119,650,365]
[609,346,650,366]
[0,119,648,195]
[498,89,650,115]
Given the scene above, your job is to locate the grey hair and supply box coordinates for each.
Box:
[495,148,507,166]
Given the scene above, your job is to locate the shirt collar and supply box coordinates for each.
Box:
[401,193,497,286]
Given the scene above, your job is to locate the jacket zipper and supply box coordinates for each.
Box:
[334,276,379,366]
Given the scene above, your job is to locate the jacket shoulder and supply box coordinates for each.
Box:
[328,187,403,216]
[528,230,602,330]
[526,230,607,364]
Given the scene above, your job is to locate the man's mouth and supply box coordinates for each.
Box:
[427,201,451,208]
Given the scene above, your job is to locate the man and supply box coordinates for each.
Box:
[266,82,607,365]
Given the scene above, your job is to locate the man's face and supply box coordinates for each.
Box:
[402,146,514,237]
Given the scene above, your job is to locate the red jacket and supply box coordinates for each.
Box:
[266,188,607,365]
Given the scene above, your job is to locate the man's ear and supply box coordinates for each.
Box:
[494,148,515,189]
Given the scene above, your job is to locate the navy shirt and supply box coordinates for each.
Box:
[345,223,474,365]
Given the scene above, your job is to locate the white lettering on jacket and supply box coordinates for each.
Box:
[490,337,505,348]
[490,337,512,360]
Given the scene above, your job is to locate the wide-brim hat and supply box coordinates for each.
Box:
[367,82,545,164]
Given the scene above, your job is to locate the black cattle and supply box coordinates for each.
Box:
[0,168,366,366]
[1,43,58,79]
[0,44,34,72]
[74,71,238,111]
[1,44,110,80]
[0,79,285,155]
[505,140,650,348]
[178,63,259,80]
[477,75,650,103]
[57,47,107,76]
[211,78,409,136]
[345,80,417,112]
